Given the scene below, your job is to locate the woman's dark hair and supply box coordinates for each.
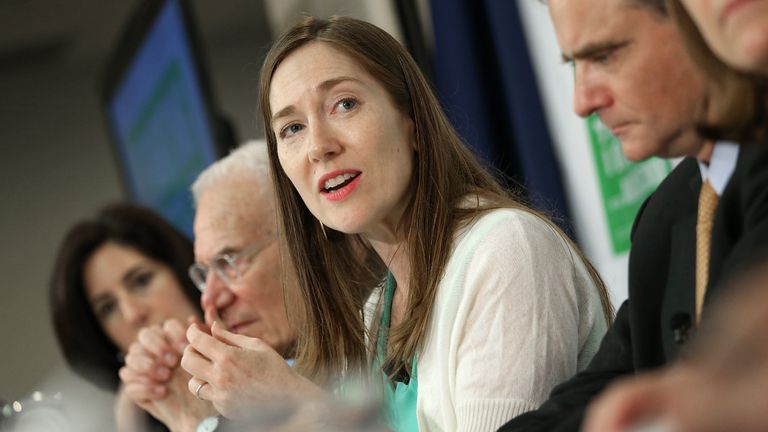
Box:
[49,203,200,391]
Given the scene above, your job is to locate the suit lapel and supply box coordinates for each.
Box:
[660,161,700,358]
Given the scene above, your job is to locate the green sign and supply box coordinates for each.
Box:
[586,114,672,254]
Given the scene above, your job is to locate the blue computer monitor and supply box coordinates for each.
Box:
[101,0,232,237]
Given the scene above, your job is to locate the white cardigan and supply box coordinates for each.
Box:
[368,208,607,431]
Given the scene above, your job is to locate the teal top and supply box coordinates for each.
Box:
[376,273,419,432]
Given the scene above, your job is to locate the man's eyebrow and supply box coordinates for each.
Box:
[196,246,236,266]
[561,40,630,63]
[270,76,363,125]
[214,246,237,257]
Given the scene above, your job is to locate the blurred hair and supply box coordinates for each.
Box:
[49,203,200,391]
[626,0,667,16]
[537,0,668,16]
[667,0,768,142]
[191,139,272,206]
[259,16,613,385]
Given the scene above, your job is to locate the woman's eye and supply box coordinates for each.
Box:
[95,301,116,320]
[279,123,304,139]
[336,98,358,112]
[129,271,154,292]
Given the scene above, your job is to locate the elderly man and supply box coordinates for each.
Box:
[118,141,296,430]
[499,0,768,430]
[188,141,294,358]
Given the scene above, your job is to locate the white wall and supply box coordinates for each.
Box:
[0,62,124,405]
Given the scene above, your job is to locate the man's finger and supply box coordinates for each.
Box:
[180,341,216,382]
[204,306,227,331]
[187,322,230,360]
[211,321,262,349]
[188,376,211,401]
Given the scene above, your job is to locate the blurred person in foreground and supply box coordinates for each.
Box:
[575,0,768,429]
[50,203,202,431]
[180,16,613,431]
[120,141,298,430]
[675,0,768,75]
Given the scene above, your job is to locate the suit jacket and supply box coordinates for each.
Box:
[498,142,768,431]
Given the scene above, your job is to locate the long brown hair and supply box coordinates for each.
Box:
[260,16,613,385]
[667,0,768,142]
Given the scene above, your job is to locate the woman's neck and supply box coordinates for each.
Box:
[369,238,410,327]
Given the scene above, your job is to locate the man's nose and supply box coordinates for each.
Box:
[573,67,612,118]
[201,270,235,310]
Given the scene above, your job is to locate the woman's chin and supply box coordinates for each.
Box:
[734,25,768,74]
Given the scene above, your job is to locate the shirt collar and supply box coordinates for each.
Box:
[697,141,739,195]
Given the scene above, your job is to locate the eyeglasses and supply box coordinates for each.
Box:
[188,238,274,291]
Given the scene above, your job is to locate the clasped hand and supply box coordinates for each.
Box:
[181,320,323,420]
[119,318,216,432]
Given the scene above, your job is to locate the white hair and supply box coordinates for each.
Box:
[191,139,272,206]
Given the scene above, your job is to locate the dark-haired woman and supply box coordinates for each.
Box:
[50,203,204,431]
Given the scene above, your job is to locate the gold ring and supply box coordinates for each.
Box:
[195,382,206,400]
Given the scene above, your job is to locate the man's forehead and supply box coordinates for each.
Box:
[550,0,651,54]
[194,208,272,257]
[193,177,275,254]
[549,0,659,27]
[194,222,268,259]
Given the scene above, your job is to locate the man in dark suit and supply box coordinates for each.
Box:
[498,0,768,430]
[582,257,768,432]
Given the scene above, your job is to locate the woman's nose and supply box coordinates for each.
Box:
[307,121,342,162]
[121,297,149,327]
